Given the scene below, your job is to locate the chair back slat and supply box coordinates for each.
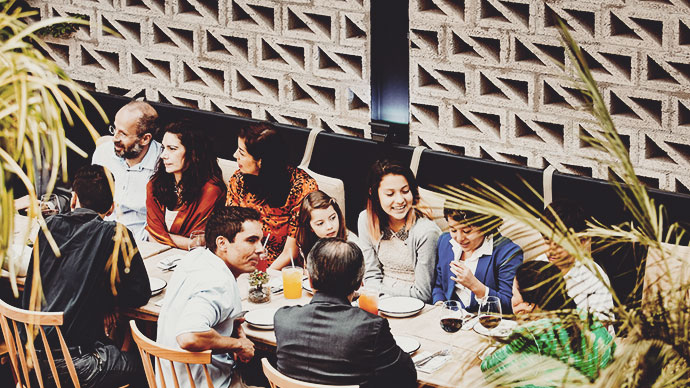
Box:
[12,320,32,387]
[0,298,80,388]
[0,314,21,383]
[23,322,46,388]
[56,327,80,387]
[39,326,62,387]
[202,365,213,388]
[260,358,359,388]
[129,320,214,388]
[184,363,196,388]
[154,356,165,388]
[169,359,180,388]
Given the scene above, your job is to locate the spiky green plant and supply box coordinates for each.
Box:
[0,2,135,309]
[433,19,690,387]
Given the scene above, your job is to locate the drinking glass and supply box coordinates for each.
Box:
[189,230,205,250]
[39,194,60,217]
[478,296,502,335]
[440,301,463,333]
[358,286,379,315]
[282,266,303,299]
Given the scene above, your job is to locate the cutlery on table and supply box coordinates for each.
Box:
[414,348,450,367]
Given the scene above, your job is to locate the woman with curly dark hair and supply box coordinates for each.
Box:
[226,123,317,270]
[146,121,226,249]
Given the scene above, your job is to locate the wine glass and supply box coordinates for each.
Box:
[478,296,502,336]
[39,194,60,217]
[439,301,463,333]
[188,230,205,250]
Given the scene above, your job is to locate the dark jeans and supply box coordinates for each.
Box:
[36,342,146,388]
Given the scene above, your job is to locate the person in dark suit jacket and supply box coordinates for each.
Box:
[274,238,416,388]
[431,208,523,314]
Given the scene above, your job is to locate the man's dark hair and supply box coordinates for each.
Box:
[515,260,577,311]
[443,207,502,235]
[205,206,261,253]
[307,238,364,296]
[73,165,113,214]
[542,199,587,234]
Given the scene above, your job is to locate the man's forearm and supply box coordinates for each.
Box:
[176,329,244,353]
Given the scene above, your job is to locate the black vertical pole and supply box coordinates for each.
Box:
[370,0,410,144]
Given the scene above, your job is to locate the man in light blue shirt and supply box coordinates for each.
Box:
[92,101,161,240]
[156,206,263,388]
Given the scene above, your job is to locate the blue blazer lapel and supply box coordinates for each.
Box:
[474,254,493,289]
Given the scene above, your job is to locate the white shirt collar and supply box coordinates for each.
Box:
[449,234,493,262]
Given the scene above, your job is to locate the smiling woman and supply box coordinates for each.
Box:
[146,121,226,249]
[357,159,441,303]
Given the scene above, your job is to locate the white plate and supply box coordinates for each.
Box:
[244,308,279,330]
[474,318,517,337]
[150,277,167,296]
[394,335,421,354]
[302,278,313,294]
[378,297,425,318]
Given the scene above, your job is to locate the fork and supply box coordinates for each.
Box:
[414,348,450,367]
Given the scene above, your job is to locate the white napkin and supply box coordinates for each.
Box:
[412,351,452,374]
[157,255,182,270]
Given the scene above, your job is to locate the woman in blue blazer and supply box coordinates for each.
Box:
[431,208,523,314]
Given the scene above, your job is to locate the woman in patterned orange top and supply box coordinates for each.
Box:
[146,121,226,249]
[227,123,318,270]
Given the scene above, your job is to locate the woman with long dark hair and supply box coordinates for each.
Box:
[356,159,441,303]
[481,260,615,387]
[226,123,318,270]
[146,121,226,249]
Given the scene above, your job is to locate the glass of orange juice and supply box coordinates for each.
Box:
[358,286,379,315]
[282,266,303,299]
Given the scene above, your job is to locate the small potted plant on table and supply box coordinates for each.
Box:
[248,270,271,304]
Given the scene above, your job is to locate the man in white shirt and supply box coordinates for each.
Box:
[539,200,615,321]
[156,206,263,388]
[92,101,161,240]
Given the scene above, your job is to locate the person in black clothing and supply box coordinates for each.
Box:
[274,238,416,388]
[22,165,151,388]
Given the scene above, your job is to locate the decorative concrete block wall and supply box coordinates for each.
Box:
[28,0,690,193]
[409,0,690,193]
[27,0,371,138]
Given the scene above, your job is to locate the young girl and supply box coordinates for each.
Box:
[357,159,441,303]
[296,190,357,259]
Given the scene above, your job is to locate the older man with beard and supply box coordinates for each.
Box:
[92,101,161,240]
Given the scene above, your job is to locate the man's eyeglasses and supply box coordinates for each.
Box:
[109,125,139,139]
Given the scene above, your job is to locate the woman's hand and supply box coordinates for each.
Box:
[449,261,486,298]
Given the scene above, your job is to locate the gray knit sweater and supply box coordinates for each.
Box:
[356,210,441,303]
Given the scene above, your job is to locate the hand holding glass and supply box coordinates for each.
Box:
[39,194,60,217]
[189,230,205,250]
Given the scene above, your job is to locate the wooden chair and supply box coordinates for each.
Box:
[261,358,358,388]
[129,320,214,388]
[0,298,81,388]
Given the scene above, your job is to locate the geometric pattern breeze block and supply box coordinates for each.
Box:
[28,0,371,138]
[410,0,690,193]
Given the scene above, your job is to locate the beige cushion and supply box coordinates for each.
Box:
[499,218,547,261]
[96,135,113,147]
[419,187,448,231]
[217,158,239,184]
[302,168,346,218]
[643,242,690,305]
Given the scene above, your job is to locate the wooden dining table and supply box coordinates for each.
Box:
[131,242,492,388]
[5,214,492,387]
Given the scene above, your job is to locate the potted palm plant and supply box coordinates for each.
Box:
[0,2,133,306]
